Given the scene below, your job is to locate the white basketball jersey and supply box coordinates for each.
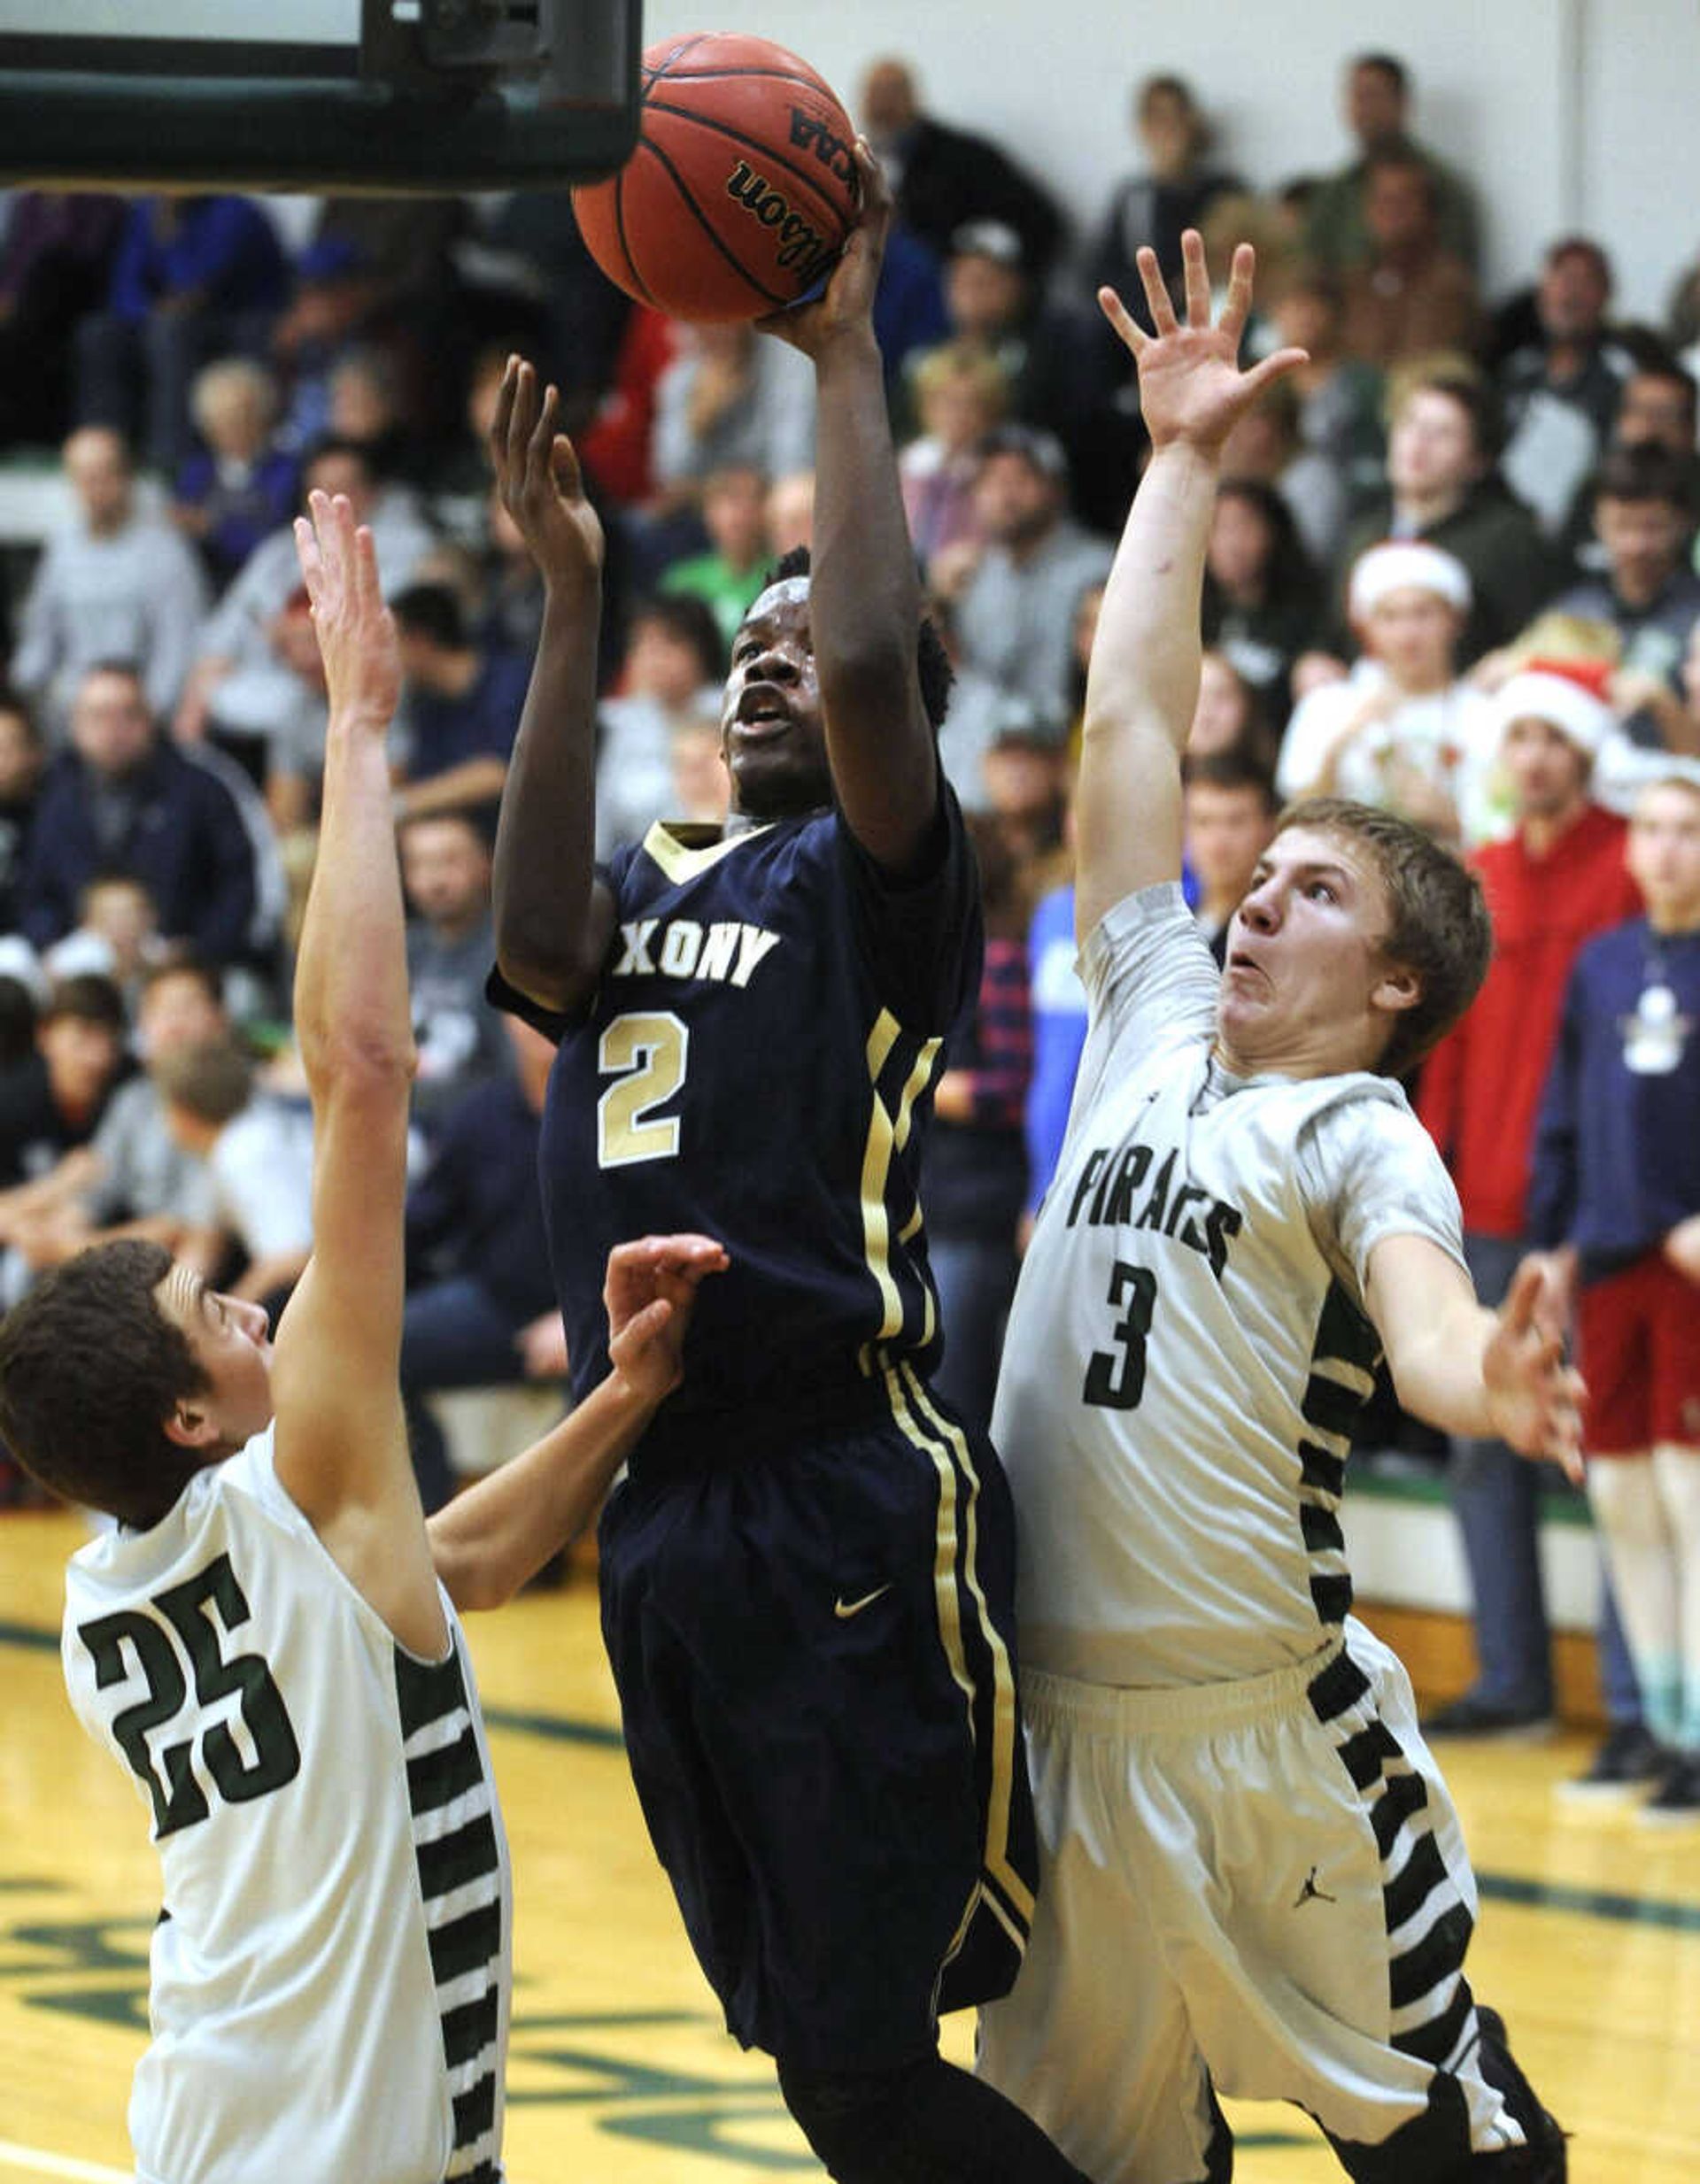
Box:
[63,1428,510,2184]
[994,885,1465,1689]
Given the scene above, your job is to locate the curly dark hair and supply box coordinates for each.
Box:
[761,545,955,731]
[0,1239,212,1530]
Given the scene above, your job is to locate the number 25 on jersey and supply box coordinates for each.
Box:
[76,1553,300,1838]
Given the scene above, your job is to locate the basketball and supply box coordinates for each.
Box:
[572,33,862,323]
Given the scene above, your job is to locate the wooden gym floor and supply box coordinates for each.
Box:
[1,1507,1696,2183]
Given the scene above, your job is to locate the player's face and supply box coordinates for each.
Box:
[1218,826,1415,1075]
[153,1263,274,1456]
[719,580,830,818]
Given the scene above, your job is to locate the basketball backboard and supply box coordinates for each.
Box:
[0,0,641,190]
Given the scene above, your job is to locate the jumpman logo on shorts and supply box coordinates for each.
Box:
[1294,1865,1337,1908]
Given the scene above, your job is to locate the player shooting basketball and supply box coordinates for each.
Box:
[486,143,1092,2184]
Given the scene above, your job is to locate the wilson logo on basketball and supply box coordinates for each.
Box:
[724,161,838,280]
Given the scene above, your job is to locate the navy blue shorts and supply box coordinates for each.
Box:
[598,1360,1038,2074]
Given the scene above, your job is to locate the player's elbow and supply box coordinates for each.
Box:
[1080,696,1178,758]
[442,1558,511,1616]
[302,1023,419,1105]
[493,922,599,1020]
[493,943,582,1021]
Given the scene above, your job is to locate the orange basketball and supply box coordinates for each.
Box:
[572,33,862,323]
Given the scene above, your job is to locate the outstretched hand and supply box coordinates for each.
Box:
[1101,230,1307,458]
[757,138,885,358]
[1483,1259,1587,1483]
[489,355,605,594]
[293,489,399,730]
[605,1234,730,1408]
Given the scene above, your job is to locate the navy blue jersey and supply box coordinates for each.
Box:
[492,790,982,1424]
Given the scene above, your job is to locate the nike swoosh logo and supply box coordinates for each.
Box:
[833,1585,893,1619]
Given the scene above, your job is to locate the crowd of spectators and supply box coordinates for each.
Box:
[1,45,1698,1802]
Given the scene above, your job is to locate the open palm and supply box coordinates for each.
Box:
[489,356,604,591]
[1482,1259,1586,1480]
[293,489,400,728]
[1101,230,1306,457]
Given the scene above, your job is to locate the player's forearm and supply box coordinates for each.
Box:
[1081,441,1218,760]
[296,714,417,1103]
[491,582,604,1006]
[1384,1301,1499,1440]
[427,1372,656,1610]
[809,330,937,860]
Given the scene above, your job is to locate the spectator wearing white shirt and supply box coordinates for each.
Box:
[157,1035,314,1316]
[1279,541,1501,844]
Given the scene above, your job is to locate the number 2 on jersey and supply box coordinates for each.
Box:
[76,1554,301,1838]
[1084,1259,1158,1409]
[598,1010,689,1167]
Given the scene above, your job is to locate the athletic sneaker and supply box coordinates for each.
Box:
[1639,1750,1700,1826]
[1419,1694,1554,1740]
[1557,1721,1666,1802]
[1474,2005,1568,2180]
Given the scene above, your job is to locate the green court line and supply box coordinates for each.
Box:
[1348,1465,1594,1526]
[1477,1871,1700,1933]
[483,1702,625,1750]
[9,1616,1699,1933]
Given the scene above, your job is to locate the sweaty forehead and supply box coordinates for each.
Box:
[1266,826,1374,885]
[741,577,811,635]
[155,1261,204,1332]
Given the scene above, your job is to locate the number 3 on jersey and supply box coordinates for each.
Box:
[598,1010,689,1167]
[1084,1259,1159,1410]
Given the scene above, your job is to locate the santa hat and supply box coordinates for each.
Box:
[1348,541,1472,621]
[1493,658,1614,755]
